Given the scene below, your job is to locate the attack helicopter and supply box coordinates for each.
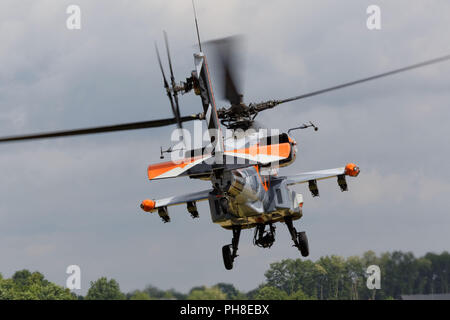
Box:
[1,9,450,270]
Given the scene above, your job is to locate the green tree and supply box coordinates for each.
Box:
[314,263,327,300]
[378,251,421,299]
[289,288,314,300]
[215,283,246,300]
[424,251,450,294]
[246,284,265,300]
[317,255,347,299]
[143,284,166,299]
[85,277,125,300]
[165,288,187,300]
[265,258,336,299]
[129,290,151,300]
[254,286,289,300]
[345,255,366,300]
[0,270,74,300]
[187,286,226,300]
[140,285,187,300]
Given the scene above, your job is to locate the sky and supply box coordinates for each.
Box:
[0,0,449,295]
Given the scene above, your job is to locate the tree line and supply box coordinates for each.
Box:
[0,250,448,300]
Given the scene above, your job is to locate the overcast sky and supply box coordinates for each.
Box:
[0,0,449,295]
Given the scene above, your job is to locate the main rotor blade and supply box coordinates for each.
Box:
[278,54,450,104]
[164,31,176,86]
[163,31,183,130]
[155,42,170,90]
[206,36,244,105]
[0,115,199,143]
[156,41,183,132]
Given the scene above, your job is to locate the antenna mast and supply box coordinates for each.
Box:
[192,0,202,52]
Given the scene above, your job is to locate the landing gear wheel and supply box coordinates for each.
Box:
[222,226,242,270]
[222,245,233,270]
[297,231,309,257]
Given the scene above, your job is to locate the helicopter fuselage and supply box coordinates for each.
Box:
[204,130,299,229]
[208,165,303,230]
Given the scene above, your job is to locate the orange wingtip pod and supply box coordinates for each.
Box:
[140,199,156,212]
[345,163,360,177]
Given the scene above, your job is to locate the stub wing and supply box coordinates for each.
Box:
[286,163,360,185]
[286,168,341,185]
[140,188,212,215]
[283,163,360,196]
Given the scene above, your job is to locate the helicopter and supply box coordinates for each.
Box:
[1,10,450,270]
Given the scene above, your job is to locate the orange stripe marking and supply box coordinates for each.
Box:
[226,142,291,158]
